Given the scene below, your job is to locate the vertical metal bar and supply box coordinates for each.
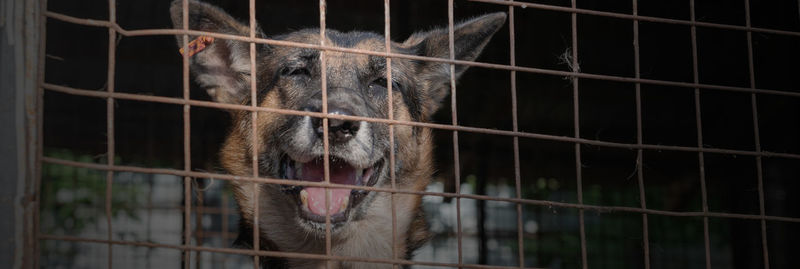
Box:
[221,192,229,269]
[742,1,770,268]
[180,1,192,268]
[145,179,154,269]
[195,184,204,267]
[507,1,525,267]
[571,0,589,269]
[33,0,49,268]
[570,0,588,268]
[631,1,651,268]
[106,0,117,267]
[248,0,261,268]
[446,0,463,267]
[181,95,193,263]
[688,1,712,268]
[383,0,399,268]
[318,1,332,268]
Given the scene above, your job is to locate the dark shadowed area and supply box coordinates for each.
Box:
[39,0,799,268]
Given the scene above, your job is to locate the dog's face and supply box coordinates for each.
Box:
[171,1,504,236]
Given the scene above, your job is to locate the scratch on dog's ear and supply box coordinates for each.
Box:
[170,0,270,105]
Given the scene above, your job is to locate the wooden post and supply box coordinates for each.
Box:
[1,0,44,268]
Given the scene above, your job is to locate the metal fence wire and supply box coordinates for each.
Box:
[31,0,800,268]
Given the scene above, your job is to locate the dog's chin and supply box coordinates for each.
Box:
[277,153,385,233]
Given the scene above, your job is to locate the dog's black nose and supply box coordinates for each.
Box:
[311,107,360,144]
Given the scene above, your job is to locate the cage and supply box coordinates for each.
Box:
[3,0,800,268]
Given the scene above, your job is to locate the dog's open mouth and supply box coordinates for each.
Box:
[280,155,383,224]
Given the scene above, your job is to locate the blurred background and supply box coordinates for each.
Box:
[38,0,799,268]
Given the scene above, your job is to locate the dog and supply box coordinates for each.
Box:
[170,1,505,268]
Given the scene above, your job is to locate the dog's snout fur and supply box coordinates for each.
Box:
[285,89,380,169]
[303,88,370,145]
[313,109,360,144]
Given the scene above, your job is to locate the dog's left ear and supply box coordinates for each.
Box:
[402,12,506,115]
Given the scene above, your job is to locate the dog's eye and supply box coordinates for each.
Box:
[281,67,310,77]
[369,78,401,92]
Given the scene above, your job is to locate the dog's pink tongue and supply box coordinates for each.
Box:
[298,159,357,215]
[304,187,350,215]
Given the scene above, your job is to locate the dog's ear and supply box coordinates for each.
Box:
[170,0,267,104]
[402,12,506,114]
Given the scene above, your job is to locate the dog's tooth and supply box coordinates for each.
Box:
[340,195,349,212]
[361,168,373,186]
[295,162,303,179]
[355,168,364,183]
[286,161,294,179]
[300,189,308,205]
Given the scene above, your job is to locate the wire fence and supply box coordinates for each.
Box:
[32,0,800,268]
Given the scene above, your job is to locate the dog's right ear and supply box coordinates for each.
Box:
[170,0,267,104]
[401,12,506,117]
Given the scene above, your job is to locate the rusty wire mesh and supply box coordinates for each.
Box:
[32,0,800,268]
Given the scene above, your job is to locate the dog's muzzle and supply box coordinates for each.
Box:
[278,100,386,226]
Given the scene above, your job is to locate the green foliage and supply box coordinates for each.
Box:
[40,149,145,266]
